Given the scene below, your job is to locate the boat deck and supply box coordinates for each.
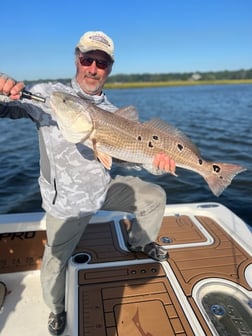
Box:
[0,203,252,335]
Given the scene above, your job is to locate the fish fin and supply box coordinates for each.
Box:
[92,138,112,169]
[114,106,139,121]
[204,163,247,196]
[143,118,180,133]
[96,151,113,170]
[143,118,201,155]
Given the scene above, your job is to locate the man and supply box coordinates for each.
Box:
[0,31,176,335]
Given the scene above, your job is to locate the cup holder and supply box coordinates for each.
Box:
[72,253,91,264]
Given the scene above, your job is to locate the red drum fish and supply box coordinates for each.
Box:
[50,91,246,196]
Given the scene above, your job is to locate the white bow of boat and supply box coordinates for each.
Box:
[0,202,251,335]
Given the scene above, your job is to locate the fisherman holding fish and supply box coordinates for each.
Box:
[0,31,176,335]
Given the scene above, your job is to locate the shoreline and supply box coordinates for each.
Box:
[105,79,252,89]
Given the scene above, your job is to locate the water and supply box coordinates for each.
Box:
[0,84,251,226]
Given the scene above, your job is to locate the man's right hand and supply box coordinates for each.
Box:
[0,73,25,100]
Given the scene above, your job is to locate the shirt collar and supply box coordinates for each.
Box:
[71,78,105,105]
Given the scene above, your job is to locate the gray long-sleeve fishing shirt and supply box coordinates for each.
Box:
[0,79,117,219]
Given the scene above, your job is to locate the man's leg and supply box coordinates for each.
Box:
[41,213,91,335]
[101,175,167,259]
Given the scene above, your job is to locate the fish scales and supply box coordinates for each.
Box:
[91,107,204,170]
[50,91,247,196]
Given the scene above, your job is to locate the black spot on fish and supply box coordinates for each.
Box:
[148,141,154,148]
[153,135,159,140]
[199,159,203,165]
[213,164,221,173]
[177,143,184,151]
[137,135,142,141]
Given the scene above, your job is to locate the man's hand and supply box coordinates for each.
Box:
[0,74,25,100]
[153,153,176,175]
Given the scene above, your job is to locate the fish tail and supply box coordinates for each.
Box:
[204,162,247,197]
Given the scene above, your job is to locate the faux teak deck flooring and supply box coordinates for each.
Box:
[1,214,252,335]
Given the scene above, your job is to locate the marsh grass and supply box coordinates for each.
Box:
[105,79,252,89]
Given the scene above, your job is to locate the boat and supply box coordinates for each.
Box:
[0,202,252,335]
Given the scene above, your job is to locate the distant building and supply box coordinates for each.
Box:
[190,73,202,81]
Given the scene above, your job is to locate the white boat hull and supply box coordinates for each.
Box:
[0,202,251,335]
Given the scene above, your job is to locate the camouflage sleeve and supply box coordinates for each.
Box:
[0,100,30,119]
[0,82,54,123]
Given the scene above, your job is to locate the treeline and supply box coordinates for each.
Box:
[24,68,252,86]
[106,68,252,83]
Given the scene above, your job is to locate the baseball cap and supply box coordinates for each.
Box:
[76,31,114,61]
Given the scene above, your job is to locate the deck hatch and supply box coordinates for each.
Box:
[78,262,195,336]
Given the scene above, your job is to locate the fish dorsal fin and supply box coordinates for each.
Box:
[143,118,201,155]
[114,105,139,121]
[143,118,186,134]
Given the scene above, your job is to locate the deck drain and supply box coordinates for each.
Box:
[160,236,173,243]
[72,253,91,264]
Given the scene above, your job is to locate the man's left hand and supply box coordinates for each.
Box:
[153,153,176,175]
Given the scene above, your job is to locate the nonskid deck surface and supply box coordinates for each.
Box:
[0,204,252,335]
[77,262,194,336]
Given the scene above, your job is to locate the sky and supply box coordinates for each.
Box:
[1,0,251,81]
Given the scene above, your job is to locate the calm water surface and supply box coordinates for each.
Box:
[0,84,251,225]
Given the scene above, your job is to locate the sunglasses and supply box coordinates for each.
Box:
[79,56,111,70]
